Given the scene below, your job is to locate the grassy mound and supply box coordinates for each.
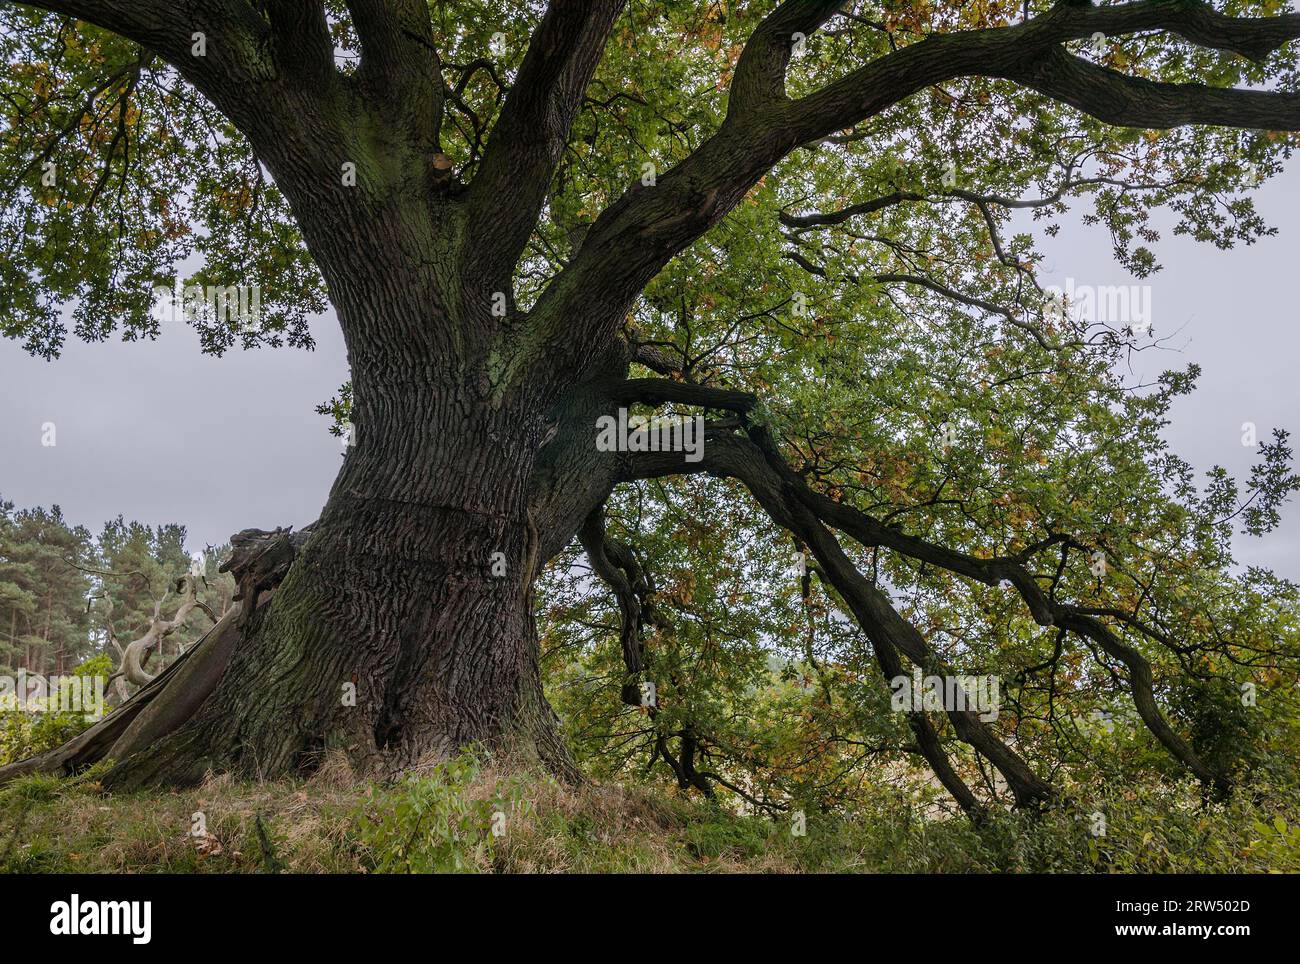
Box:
[2,753,1297,873]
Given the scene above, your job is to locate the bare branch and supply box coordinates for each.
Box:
[264,0,335,81]
[113,573,202,688]
[629,343,684,376]
[577,507,644,683]
[727,0,843,117]
[604,377,757,414]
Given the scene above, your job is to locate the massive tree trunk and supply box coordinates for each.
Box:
[2,0,636,786]
[108,294,607,787]
[74,29,635,784]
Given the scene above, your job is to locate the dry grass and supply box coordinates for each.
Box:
[0,754,802,874]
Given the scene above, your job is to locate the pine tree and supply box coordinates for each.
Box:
[0,500,93,675]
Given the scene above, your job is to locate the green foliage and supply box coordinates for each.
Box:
[354,755,536,874]
[0,495,237,756]
[515,1,1300,816]
[0,499,93,674]
[1000,781,1300,874]
[684,807,770,861]
[0,5,325,357]
[0,709,88,769]
[1247,814,1300,872]
[0,655,113,767]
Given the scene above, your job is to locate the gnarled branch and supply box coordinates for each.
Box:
[531,0,1300,387]
[465,0,627,286]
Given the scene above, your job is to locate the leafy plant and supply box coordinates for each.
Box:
[0,656,112,767]
[354,754,534,874]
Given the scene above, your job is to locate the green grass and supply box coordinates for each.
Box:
[1,754,1297,874]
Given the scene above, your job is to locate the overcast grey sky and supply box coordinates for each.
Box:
[1031,167,1299,579]
[1,166,1296,578]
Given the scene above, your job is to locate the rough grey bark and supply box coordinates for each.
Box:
[104,374,596,786]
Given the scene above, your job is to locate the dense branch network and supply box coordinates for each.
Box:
[18,0,1300,379]
[529,0,1300,387]
[597,376,1231,804]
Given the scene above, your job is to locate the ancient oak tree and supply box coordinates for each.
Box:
[3,0,1299,813]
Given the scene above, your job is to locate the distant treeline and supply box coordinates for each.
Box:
[0,496,235,678]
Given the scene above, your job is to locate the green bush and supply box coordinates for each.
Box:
[684,807,770,860]
[0,656,112,767]
[954,780,1300,874]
